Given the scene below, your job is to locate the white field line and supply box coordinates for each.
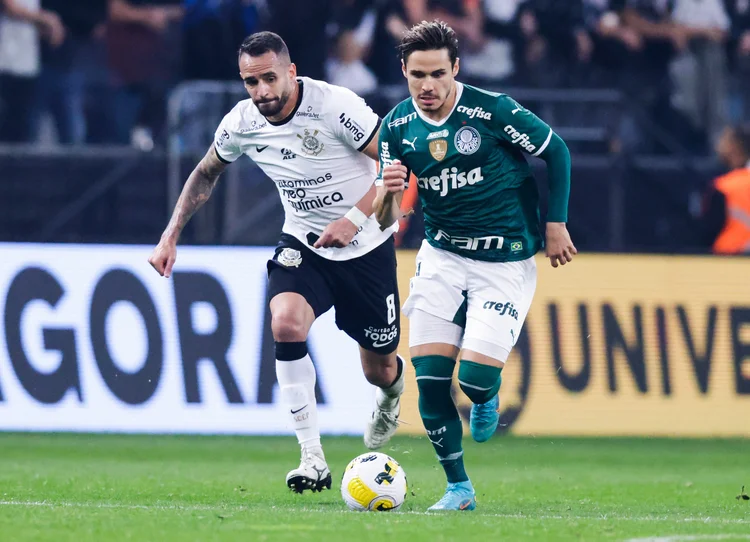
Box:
[0,500,747,525]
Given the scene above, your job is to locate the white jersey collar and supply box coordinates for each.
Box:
[411,82,464,127]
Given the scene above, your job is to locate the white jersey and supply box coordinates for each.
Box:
[214,77,397,261]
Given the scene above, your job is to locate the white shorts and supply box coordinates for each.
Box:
[403,240,537,360]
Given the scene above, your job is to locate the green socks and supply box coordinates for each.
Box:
[458,360,502,405]
[412,355,468,483]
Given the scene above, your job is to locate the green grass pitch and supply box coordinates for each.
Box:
[0,433,748,541]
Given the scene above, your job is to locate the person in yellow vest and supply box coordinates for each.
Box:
[705,124,750,254]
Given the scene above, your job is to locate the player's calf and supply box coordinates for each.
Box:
[364,354,405,450]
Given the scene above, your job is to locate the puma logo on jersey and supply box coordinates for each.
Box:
[511,105,522,115]
[402,137,417,150]
[457,105,492,120]
[504,125,536,153]
[417,166,484,196]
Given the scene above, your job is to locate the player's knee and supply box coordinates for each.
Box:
[272,309,308,342]
[458,361,502,405]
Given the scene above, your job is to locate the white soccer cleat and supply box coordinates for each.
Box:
[286,448,332,494]
[364,357,406,450]
[364,400,401,450]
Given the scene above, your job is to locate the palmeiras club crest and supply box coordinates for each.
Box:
[454,126,481,155]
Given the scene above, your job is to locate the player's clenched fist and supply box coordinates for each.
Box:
[148,239,177,278]
[382,159,408,194]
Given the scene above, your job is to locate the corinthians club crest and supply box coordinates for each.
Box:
[297,129,324,156]
[277,248,303,267]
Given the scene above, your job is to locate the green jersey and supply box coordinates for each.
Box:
[378,83,563,262]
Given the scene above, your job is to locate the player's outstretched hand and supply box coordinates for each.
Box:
[148,238,177,278]
[545,222,577,268]
[315,217,359,249]
[382,160,408,194]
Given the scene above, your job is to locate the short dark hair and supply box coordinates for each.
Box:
[398,20,459,66]
[238,31,290,61]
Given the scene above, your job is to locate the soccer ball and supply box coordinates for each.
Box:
[340,452,407,512]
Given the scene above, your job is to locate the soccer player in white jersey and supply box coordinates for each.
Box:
[148,32,406,494]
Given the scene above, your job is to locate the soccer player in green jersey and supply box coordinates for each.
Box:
[373,20,577,511]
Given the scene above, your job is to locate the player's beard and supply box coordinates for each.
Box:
[255,88,290,118]
[415,87,449,112]
[418,96,439,111]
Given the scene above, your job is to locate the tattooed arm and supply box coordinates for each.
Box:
[148,146,228,277]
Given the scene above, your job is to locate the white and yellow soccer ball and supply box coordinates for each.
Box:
[340,452,407,512]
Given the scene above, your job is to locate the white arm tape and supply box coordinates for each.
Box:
[344,206,369,228]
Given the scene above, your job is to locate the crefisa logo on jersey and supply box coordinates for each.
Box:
[457,105,492,120]
[380,142,392,167]
[417,166,483,196]
[483,301,519,320]
[504,125,536,153]
[454,126,481,155]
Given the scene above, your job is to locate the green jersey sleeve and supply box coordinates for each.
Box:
[376,115,411,188]
[495,95,571,223]
[494,95,553,157]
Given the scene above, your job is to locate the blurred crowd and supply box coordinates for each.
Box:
[2,0,750,154]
